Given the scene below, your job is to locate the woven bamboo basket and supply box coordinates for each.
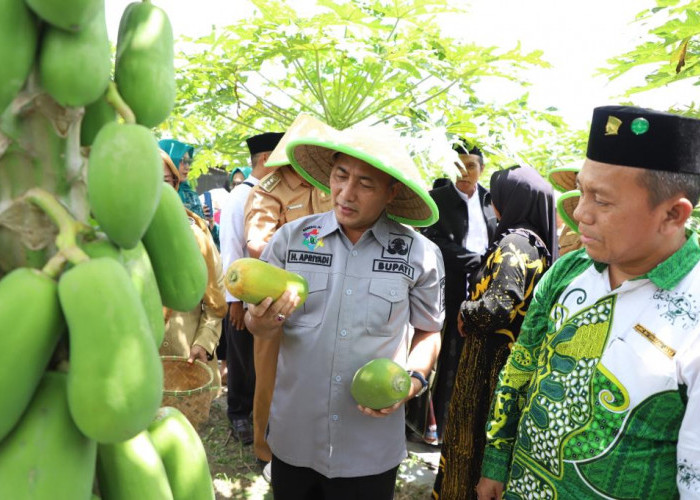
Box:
[161,356,214,430]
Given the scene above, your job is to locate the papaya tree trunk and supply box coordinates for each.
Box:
[0,70,89,276]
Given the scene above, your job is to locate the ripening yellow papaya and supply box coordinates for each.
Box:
[225,257,308,305]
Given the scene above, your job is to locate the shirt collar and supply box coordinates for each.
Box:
[280,165,307,189]
[454,183,479,203]
[367,212,397,248]
[315,210,340,239]
[590,232,700,290]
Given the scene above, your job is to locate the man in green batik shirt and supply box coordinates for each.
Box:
[477,106,700,500]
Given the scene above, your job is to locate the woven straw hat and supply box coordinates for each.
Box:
[265,114,338,168]
[557,189,580,233]
[547,162,581,193]
[286,126,438,227]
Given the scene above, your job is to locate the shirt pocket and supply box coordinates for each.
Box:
[285,271,329,328]
[365,278,408,336]
[602,333,678,405]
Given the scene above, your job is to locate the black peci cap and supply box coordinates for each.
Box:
[246,132,285,156]
[586,105,700,174]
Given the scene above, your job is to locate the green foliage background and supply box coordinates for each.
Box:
[159,0,698,188]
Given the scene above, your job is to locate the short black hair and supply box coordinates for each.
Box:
[468,146,484,167]
[637,169,700,207]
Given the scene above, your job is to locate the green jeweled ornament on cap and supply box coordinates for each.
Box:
[630,117,650,135]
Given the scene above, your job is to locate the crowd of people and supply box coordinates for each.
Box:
[156,105,700,500]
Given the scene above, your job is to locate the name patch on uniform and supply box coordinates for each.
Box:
[373,259,414,279]
[288,250,332,267]
[633,324,676,359]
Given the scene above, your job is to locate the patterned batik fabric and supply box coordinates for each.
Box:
[434,229,550,500]
[482,234,700,499]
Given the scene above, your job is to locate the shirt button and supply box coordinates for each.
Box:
[345,289,352,295]
[340,330,347,337]
[390,290,396,296]
[332,414,339,421]
[335,375,342,382]
[352,250,358,256]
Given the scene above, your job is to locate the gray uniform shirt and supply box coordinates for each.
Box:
[261,210,445,478]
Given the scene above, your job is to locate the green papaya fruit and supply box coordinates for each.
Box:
[0,371,97,499]
[38,1,111,107]
[147,407,215,500]
[0,268,65,441]
[350,358,411,410]
[115,2,175,127]
[79,236,165,347]
[79,234,125,263]
[0,0,38,115]
[142,184,207,312]
[96,430,174,500]
[80,92,117,147]
[25,0,101,31]
[59,258,163,443]
[122,241,166,347]
[87,122,163,249]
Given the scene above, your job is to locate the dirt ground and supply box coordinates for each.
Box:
[196,391,439,499]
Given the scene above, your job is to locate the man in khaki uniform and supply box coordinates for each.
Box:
[244,115,334,469]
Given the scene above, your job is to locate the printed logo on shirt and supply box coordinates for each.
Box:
[653,290,699,329]
[372,259,414,279]
[381,233,413,262]
[302,225,325,251]
[288,250,333,267]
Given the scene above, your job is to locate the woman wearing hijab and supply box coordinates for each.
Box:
[228,166,252,190]
[433,165,558,500]
[159,139,206,217]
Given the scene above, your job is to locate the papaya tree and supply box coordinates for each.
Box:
[0,0,214,496]
[601,0,700,228]
[601,0,700,116]
[165,0,586,181]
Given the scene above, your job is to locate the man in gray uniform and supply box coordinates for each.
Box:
[245,125,446,499]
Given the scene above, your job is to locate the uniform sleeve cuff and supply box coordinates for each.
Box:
[481,446,511,484]
[193,329,219,356]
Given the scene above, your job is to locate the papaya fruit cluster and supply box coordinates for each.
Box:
[0,1,213,498]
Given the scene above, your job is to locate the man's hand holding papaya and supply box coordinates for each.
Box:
[244,287,301,339]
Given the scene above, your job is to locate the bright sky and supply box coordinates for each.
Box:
[105,0,689,130]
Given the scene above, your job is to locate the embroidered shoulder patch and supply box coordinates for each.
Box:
[260,173,281,193]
